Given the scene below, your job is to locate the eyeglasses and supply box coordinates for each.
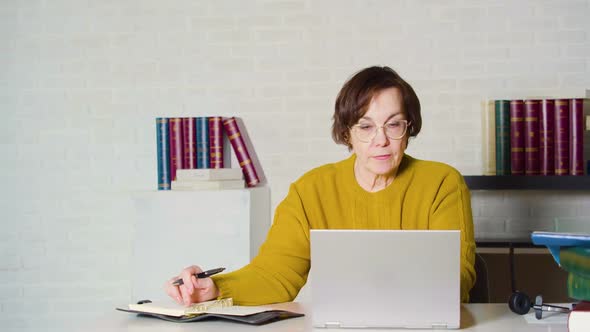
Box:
[351,120,410,142]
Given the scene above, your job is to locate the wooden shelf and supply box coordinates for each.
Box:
[463,175,590,190]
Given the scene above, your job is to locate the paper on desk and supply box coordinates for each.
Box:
[201,305,273,316]
[127,298,233,317]
[125,298,272,317]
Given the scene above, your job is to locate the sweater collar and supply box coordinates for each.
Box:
[342,153,413,197]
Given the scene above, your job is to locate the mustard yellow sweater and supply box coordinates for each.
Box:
[212,154,476,304]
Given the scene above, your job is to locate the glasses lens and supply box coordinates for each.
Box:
[353,121,408,142]
[354,124,375,142]
[384,121,407,139]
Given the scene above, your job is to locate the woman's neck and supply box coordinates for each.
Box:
[353,160,397,192]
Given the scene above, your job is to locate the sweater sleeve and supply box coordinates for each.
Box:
[211,183,311,305]
[428,170,476,303]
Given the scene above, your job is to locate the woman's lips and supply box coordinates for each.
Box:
[373,154,391,160]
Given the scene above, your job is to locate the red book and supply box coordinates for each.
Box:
[539,100,555,175]
[208,116,224,169]
[570,98,584,175]
[510,100,525,175]
[524,100,540,175]
[181,117,197,169]
[222,117,260,187]
[554,99,570,175]
[568,301,590,332]
[168,118,184,181]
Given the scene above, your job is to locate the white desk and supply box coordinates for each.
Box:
[79,302,567,332]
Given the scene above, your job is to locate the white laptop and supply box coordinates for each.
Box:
[310,229,460,329]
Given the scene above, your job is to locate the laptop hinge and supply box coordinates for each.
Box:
[324,321,341,328]
[431,323,448,329]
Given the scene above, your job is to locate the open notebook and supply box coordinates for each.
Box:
[116,298,303,325]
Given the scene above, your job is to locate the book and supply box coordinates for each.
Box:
[570,99,584,176]
[568,301,590,332]
[222,117,261,187]
[176,168,244,181]
[555,99,570,175]
[181,117,197,169]
[482,100,495,175]
[510,100,525,175]
[116,298,304,325]
[539,99,555,175]
[208,116,225,169]
[171,179,245,191]
[156,118,171,190]
[196,117,210,168]
[168,118,184,181]
[495,100,511,175]
[524,100,540,175]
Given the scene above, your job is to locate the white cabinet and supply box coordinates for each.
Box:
[131,187,271,301]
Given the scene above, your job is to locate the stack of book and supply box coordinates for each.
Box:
[485,98,590,176]
[172,168,245,191]
[156,116,260,190]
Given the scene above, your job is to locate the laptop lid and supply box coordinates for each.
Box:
[310,229,460,329]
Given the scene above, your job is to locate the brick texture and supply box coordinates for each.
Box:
[2,0,590,328]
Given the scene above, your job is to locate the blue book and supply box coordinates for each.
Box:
[531,231,590,265]
[196,117,210,168]
[156,118,171,190]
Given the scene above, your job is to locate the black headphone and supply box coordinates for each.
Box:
[508,292,570,319]
[506,245,571,319]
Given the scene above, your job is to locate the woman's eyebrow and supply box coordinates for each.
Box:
[359,112,404,122]
[387,112,404,120]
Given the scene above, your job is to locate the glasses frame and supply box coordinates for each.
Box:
[351,119,411,143]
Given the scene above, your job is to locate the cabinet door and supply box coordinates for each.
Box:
[131,188,270,300]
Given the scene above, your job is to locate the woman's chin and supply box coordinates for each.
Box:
[369,164,396,177]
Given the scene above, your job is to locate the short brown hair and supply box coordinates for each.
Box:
[332,66,422,149]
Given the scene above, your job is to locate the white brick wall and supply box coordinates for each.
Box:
[2,0,590,329]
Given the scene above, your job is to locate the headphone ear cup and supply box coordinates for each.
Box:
[509,291,531,315]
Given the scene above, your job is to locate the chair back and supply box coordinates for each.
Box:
[469,252,490,303]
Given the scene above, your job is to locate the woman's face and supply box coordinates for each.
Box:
[349,87,409,179]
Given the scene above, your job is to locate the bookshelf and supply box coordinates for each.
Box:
[463,175,590,190]
[130,187,271,300]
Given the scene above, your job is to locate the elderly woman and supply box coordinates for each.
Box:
[165,66,476,305]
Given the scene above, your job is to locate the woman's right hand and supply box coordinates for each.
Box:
[164,265,220,306]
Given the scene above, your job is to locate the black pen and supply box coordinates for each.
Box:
[172,267,225,286]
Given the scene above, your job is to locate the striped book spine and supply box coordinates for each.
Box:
[222,117,260,187]
[168,117,184,181]
[156,118,171,190]
[495,100,511,175]
[208,116,224,169]
[570,98,584,175]
[554,99,570,175]
[510,100,525,175]
[524,100,540,175]
[539,100,555,175]
[182,117,197,169]
[196,117,210,168]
